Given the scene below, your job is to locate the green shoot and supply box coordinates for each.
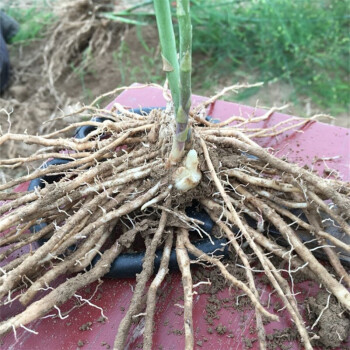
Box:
[173,0,192,162]
[153,0,192,163]
[153,0,180,112]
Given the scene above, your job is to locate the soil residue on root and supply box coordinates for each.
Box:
[192,258,251,328]
[265,327,299,350]
[306,291,350,349]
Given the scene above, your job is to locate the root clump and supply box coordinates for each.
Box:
[307,292,350,349]
[0,86,349,350]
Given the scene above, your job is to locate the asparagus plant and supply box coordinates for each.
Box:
[0,1,349,350]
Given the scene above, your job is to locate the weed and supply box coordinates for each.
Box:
[70,47,96,103]
[113,40,129,85]
[4,0,349,115]
[4,0,55,44]
[185,0,350,114]
[112,33,163,86]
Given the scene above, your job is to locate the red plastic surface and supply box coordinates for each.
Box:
[1,85,349,349]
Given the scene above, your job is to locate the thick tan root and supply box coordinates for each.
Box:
[113,209,168,350]
[176,229,194,350]
[200,204,267,349]
[0,227,135,335]
[0,183,162,303]
[233,182,350,311]
[183,230,278,321]
[0,95,349,350]
[143,230,174,350]
[203,134,350,216]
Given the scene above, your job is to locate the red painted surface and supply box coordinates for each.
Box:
[1,85,349,349]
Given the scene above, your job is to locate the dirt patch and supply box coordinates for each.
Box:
[266,327,299,350]
[306,291,350,349]
[79,321,93,331]
[191,258,251,331]
[215,323,227,335]
[77,339,85,348]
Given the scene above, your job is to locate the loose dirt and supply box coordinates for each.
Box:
[193,256,350,349]
[307,291,350,349]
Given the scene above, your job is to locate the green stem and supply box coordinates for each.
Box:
[154,0,192,163]
[175,0,192,152]
[153,0,180,112]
